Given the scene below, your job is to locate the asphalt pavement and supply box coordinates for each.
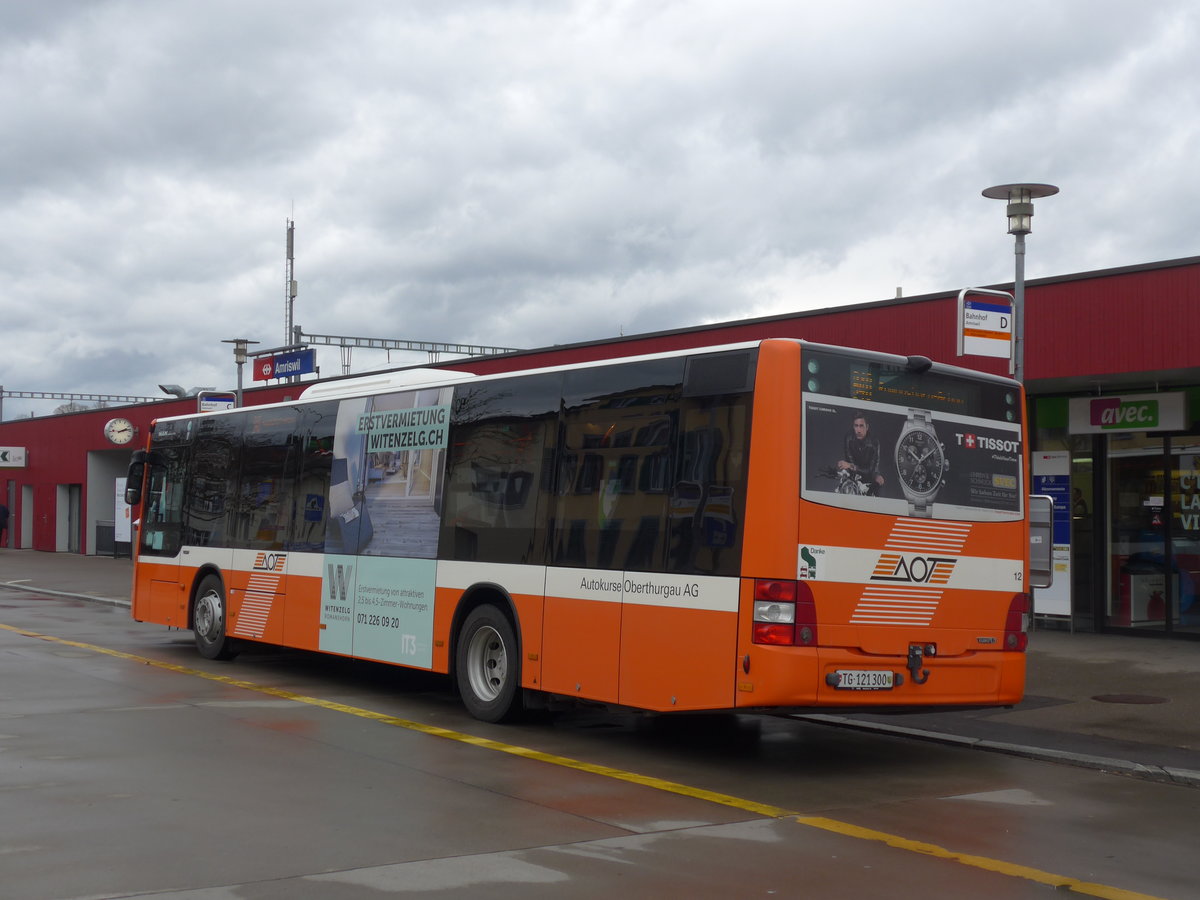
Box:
[2,548,1198,787]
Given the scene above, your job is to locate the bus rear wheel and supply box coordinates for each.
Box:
[193,575,238,661]
[456,605,520,723]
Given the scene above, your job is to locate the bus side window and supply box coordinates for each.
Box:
[667,350,755,576]
[181,415,243,548]
[289,402,337,552]
[440,374,560,565]
[552,358,685,572]
[669,413,740,574]
[232,408,301,551]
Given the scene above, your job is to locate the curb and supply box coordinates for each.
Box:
[798,713,1200,788]
[0,580,131,609]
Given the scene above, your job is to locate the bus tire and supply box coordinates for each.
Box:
[456,604,520,723]
[193,574,238,661]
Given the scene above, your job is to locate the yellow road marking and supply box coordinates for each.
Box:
[795,817,1164,900]
[0,622,1170,900]
[0,622,792,816]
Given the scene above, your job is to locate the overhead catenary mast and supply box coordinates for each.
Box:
[278,217,521,376]
[284,219,298,346]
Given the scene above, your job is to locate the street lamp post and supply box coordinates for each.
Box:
[982,183,1059,383]
[221,338,260,407]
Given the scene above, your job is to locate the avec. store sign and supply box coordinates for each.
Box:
[1068,392,1185,434]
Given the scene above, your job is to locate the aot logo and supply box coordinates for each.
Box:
[252,552,287,572]
[870,553,956,585]
[1091,398,1159,429]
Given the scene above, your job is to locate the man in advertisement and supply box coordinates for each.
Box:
[837,411,885,496]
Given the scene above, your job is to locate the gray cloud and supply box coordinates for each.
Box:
[1,0,1197,418]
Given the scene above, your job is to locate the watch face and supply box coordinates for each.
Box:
[105,418,135,445]
[895,429,945,495]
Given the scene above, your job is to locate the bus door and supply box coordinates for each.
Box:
[132,444,190,627]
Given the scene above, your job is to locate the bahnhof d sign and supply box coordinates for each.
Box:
[4,254,1200,641]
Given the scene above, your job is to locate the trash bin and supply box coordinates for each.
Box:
[95,521,116,557]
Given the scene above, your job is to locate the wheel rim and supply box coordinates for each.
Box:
[195,588,224,643]
[465,625,507,703]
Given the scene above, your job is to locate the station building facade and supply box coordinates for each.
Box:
[3,255,1199,639]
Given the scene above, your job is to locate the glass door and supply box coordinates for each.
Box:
[1107,435,1168,629]
[1170,436,1200,634]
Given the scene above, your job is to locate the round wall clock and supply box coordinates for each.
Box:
[104,417,136,445]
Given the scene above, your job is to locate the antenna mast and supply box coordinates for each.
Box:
[284,219,298,345]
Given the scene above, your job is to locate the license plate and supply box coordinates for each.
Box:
[832,669,894,690]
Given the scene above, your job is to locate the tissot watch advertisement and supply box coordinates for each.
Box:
[802,399,1022,520]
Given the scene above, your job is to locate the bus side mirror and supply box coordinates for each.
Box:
[1028,494,1054,589]
[125,450,147,507]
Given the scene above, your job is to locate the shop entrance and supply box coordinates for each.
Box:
[1106,432,1200,634]
[1169,436,1200,634]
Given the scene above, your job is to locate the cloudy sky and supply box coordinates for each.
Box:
[1,0,1197,418]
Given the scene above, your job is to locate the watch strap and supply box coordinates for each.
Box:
[903,408,937,517]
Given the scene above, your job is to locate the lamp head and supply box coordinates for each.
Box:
[983,183,1059,235]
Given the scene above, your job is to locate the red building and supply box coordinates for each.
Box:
[4,255,1199,637]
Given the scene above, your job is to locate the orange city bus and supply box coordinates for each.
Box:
[125,339,1040,722]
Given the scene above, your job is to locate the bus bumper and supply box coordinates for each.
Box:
[734,645,1026,709]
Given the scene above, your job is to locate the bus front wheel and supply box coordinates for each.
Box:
[193,575,239,661]
[456,605,520,722]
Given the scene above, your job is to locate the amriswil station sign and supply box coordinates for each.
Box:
[252,348,317,382]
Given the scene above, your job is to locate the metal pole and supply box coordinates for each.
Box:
[285,220,296,347]
[223,338,258,409]
[983,183,1057,385]
[1014,231,1026,383]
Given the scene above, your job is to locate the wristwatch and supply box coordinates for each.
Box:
[894,409,946,517]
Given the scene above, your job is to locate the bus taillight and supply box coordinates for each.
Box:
[752,579,818,646]
[752,579,795,644]
[1005,593,1030,651]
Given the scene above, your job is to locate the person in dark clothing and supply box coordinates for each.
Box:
[1072,488,1089,517]
[837,412,885,495]
[0,502,9,548]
